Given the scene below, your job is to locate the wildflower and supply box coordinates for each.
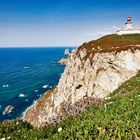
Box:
[104,102,113,110]
[58,127,62,132]
[105,96,111,100]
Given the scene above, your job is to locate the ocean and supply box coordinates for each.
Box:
[0,47,71,121]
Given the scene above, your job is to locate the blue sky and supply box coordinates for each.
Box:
[0,0,140,47]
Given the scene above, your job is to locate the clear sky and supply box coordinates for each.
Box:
[0,0,140,47]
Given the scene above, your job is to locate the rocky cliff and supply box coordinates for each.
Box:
[24,34,140,128]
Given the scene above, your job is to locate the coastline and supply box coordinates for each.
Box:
[0,48,67,122]
[22,87,54,120]
[21,99,38,120]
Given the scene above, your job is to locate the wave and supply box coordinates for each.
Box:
[23,66,30,69]
[42,85,48,89]
[18,93,25,98]
[2,84,9,88]
[34,89,39,92]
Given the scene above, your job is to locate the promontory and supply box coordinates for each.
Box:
[24,34,140,128]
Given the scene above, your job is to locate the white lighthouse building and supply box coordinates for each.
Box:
[116,17,140,35]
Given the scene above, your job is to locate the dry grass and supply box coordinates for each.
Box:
[78,34,140,60]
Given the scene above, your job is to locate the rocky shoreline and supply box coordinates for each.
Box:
[58,58,69,65]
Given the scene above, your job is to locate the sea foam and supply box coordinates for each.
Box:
[42,85,48,89]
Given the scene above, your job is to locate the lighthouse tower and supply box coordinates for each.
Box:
[125,16,132,29]
[116,17,140,35]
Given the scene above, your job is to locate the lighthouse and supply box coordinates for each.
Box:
[116,17,140,35]
[125,16,132,29]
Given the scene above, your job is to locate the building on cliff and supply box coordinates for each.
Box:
[116,17,140,35]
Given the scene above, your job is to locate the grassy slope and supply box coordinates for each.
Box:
[78,34,140,60]
[0,72,140,140]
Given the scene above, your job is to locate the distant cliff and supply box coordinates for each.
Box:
[24,34,140,128]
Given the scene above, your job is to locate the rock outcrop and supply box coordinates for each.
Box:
[58,58,69,65]
[24,34,140,128]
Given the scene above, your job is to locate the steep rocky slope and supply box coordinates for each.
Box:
[24,34,140,128]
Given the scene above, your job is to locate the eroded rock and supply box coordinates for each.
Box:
[24,46,140,128]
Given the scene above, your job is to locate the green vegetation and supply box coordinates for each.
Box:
[0,72,140,139]
[79,34,140,59]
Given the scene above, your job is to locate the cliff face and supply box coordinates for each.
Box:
[24,34,140,128]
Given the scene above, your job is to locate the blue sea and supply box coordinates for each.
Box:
[0,47,71,121]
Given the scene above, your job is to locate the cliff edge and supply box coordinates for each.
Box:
[24,34,140,128]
